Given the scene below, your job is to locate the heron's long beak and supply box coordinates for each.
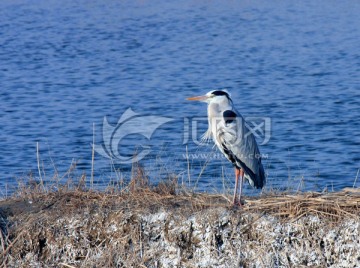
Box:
[186,95,208,101]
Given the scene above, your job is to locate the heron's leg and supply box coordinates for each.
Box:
[233,168,240,205]
[238,169,245,205]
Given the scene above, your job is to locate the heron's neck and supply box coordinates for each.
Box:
[207,98,233,116]
[205,98,233,141]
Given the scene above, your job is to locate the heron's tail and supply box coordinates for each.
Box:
[245,163,266,189]
[255,163,266,189]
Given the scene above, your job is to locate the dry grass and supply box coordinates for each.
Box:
[245,188,360,221]
[1,165,360,267]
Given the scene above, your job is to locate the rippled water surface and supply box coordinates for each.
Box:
[1,0,359,194]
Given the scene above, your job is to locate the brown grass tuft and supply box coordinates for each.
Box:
[246,188,360,221]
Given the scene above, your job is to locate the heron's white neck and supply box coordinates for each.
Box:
[202,97,233,143]
[207,97,233,117]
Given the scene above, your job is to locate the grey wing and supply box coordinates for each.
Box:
[217,109,266,189]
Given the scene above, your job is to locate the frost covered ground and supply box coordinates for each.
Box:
[1,186,360,267]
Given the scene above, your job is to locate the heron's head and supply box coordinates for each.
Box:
[187,89,231,104]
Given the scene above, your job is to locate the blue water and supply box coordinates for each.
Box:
[1,0,359,194]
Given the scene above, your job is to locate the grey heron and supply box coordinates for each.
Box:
[187,90,265,205]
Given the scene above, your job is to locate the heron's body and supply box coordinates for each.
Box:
[188,90,265,205]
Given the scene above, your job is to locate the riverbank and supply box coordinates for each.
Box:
[1,178,360,267]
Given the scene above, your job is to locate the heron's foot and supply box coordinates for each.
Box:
[232,199,244,207]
